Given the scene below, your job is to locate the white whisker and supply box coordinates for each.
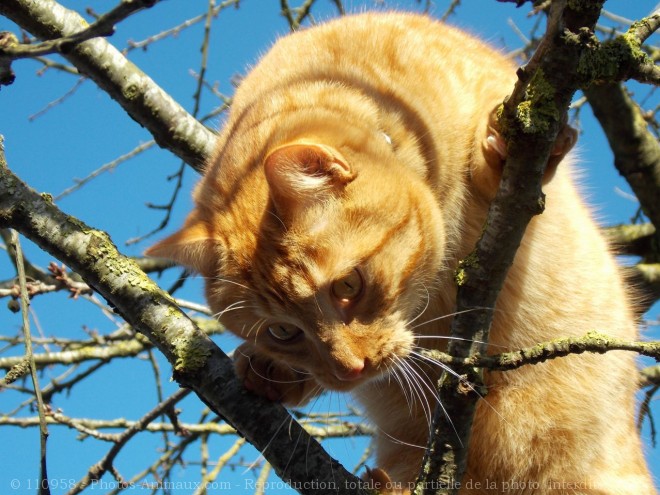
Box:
[244,318,266,340]
[375,427,427,450]
[400,357,463,445]
[408,353,523,437]
[409,350,461,379]
[202,276,255,293]
[410,306,496,331]
[388,357,416,416]
[212,299,249,319]
[397,358,435,429]
[407,283,430,326]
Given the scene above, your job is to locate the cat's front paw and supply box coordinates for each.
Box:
[233,342,319,407]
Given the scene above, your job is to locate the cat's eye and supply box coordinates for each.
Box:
[267,323,302,341]
[331,268,364,302]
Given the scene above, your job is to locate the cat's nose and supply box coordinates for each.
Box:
[335,361,365,381]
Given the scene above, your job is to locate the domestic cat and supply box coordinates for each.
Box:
[147,12,655,494]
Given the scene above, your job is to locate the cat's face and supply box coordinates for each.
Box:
[148,142,446,391]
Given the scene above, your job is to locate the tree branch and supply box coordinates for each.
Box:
[603,223,659,312]
[10,229,51,495]
[604,222,657,259]
[585,83,660,238]
[0,412,373,439]
[575,10,660,85]
[420,331,660,372]
[627,263,660,311]
[0,0,163,60]
[68,388,191,495]
[0,0,214,171]
[0,140,367,495]
[415,2,606,493]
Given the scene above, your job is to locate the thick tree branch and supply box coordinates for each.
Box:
[0,141,367,495]
[585,83,660,239]
[415,2,605,493]
[0,0,214,171]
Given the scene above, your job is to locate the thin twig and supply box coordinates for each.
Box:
[419,331,660,372]
[1,0,164,60]
[253,461,272,495]
[440,0,461,21]
[55,141,156,200]
[28,77,86,121]
[193,437,246,495]
[10,229,51,495]
[66,388,192,495]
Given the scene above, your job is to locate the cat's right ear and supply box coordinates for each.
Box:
[144,211,217,276]
[264,143,356,217]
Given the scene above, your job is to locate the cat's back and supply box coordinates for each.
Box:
[232,12,515,118]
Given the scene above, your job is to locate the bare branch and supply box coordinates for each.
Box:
[0,0,164,61]
[67,388,191,495]
[55,141,156,200]
[0,0,214,171]
[124,0,241,53]
[0,412,373,441]
[0,256,178,301]
[9,229,51,495]
[0,317,221,371]
[585,83,660,238]
[420,331,660,372]
[630,11,660,45]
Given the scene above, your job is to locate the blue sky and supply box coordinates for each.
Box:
[1,0,659,493]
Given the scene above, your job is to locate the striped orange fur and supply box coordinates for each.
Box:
[147,12,655,494]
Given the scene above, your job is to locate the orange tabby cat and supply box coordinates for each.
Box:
[147,12,655,494]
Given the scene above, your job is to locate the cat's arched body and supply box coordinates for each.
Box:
[147,12,655,494]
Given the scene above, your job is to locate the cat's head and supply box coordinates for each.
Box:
[147,141,447,392]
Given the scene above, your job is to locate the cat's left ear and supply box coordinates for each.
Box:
[264,143,357,217]
[474,106,577,198]
[144,211,218,276]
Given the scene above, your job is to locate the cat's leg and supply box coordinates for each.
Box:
[233,342,322,406]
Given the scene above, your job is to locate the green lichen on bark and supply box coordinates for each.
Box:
[171,328,212,373]
[455,252,480,286]
[578,29,649,83]
[515,69,558,134]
